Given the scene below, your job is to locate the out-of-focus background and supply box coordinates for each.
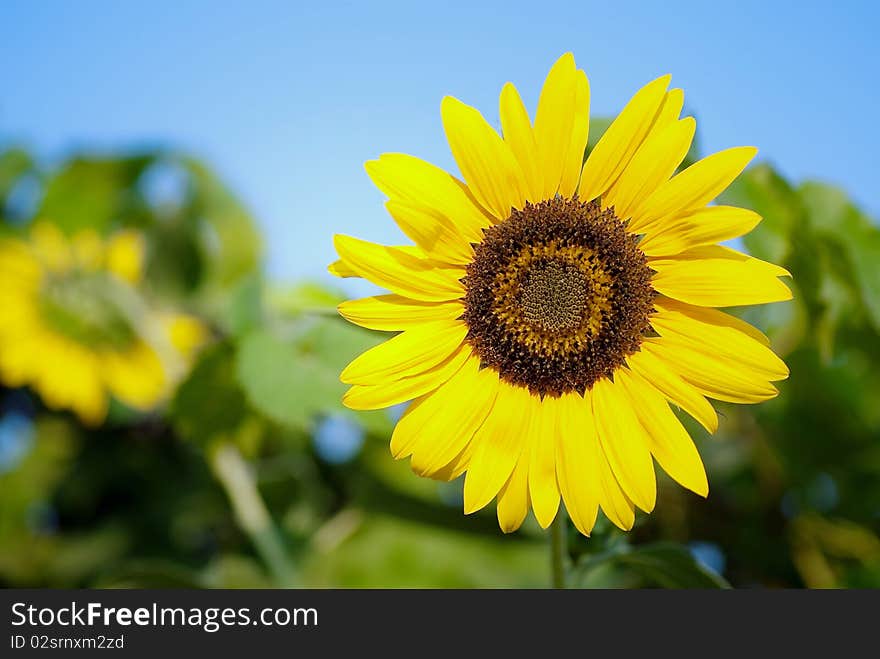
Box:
[1,1,878,588]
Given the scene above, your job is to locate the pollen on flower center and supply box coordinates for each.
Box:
[462,197,656,397]
[519,260,590,334]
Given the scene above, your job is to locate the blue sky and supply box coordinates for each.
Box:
[2,1,877,289]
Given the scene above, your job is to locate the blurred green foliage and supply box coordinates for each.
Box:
[0,136,878,589]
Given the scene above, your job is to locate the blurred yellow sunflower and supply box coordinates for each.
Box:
[0,222,208,425]
[330,54,791,536]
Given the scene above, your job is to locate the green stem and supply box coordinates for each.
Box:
[550,511,568,589]
[210,443,297,587]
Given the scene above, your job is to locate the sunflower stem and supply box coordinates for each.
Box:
[550,511,568,589]
[210,443,297,587]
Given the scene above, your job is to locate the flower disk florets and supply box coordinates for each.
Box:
[462,197,655,396]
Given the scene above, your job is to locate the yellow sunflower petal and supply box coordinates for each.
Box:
[591,377,656,513]
[655,88,685,127]
[401,357,499,471]
[617,369,709,497]
[500,82,543,203]
[463,383,530,514]
[528,395,561,529]
[340,319,467,385]
[605,117,696,221]
[533,53,578,199]
[338,295,463,332]
[103,342,166,410]
[0,240,41,289]
[655,296,771,346]
[642,338,779,404]
[60,346,107,426]
[596,441,637,531]
[162,313,208,362]
[365,153,490,243]
[0,317,48,384]
[0,341,30,385]
[442,95,527,220]
[578,74,671,203]
[496,449,531,534]
[105,230,145,284]
[327,259,358,278]
[72,229,103,271]
[32,335,68,408]
[333,235,464,302]
[31,222,72,272]
[343,345,470,411]
[430,433,480,482]
[626,349,718,433]
[555,392,600,536]
[559,70,591,198]
[639,205,762,256]
[629,146,758,232]
[74,377,108,427]
[683,244,789,277]
[331,245,429,278]
[33,339,67,404]
[651,301,788,380]
[385,200,474,265]
[651,245,792,307]
[0,302,41,343]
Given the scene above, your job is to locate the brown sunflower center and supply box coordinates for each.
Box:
[519,261,590,334]
[462,197,655,397]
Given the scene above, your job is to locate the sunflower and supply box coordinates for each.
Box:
[0,222,207,426]
[330,54,791,536]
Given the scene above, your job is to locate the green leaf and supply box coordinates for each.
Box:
[574,542,730,589]
[200,554,273,588]
[143,220,204,295]
[38,155,153,233]
[235,318,382,432]
[235,327,336,431]
[0,147,34,206]
[225,272,265,337]
[182,158,263,291]
[717,164,880,353]
[170,342,251,445]
[0,417,78,534]
[93,559,204,588]
[302,514,546,587]
[799,181,880,332]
